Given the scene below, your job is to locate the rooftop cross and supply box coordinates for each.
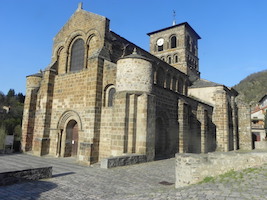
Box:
[78,2,83,10]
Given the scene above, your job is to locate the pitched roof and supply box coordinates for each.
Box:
[190,79,222,88]
[26,72,43,78]
[147,22,201,39]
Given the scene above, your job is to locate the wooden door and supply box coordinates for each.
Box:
[71,123,78,156]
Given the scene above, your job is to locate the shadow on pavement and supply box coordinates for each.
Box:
[52,171,75,178]
[0,180,58,200]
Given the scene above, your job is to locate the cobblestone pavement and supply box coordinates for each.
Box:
[0,153,267,200]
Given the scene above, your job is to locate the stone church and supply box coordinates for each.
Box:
[21,4,251,165]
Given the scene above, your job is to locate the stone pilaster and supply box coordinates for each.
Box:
[136,93,155,161]
[127,94,138,153]
[197,105,207,153]
[32,68,56,156]
[110,92,128,156]
[231,96,238,150]
[213,90,229,152]
[237,101,252,150]
[178,100,189,153]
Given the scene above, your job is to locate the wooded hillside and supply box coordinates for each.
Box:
[233,70,267,104]
[0,89,24,151]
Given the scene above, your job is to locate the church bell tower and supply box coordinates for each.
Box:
[147,22,201,82]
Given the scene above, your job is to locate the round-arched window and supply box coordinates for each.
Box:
[108,88,116,107]
[70,38,85,72]
[170,35,177,48]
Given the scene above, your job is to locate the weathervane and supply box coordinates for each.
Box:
[172,10,176,26]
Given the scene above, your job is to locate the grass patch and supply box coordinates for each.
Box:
[199,167,260,184]
[242,167,259,174]
[218,169,237,179]
[199,176,215,183]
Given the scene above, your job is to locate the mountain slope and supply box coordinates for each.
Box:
[233,70,267,104]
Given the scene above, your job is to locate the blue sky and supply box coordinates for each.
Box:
[0,0,266,95]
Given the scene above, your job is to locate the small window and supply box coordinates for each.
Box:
[108,88,116,107]
[170,35,177,48]
[70,38,85,72]
[186,35,190,49]
[158,45,163,51]
[167,56,172,64]
[174,54,178,63]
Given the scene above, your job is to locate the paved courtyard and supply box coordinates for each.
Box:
[0,153,267,200]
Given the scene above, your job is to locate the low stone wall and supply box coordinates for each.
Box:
[255,141,267,150]
[0,166,52,186]
[175,151,267,188]
[101,154,147,169]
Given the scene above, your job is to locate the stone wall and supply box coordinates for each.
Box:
[153,86,215,158]
[237,101,252,150]
[109,92,155,160]
[255,141,267,150]
[175,151,267,188]
[100,154,147,169]
[0,166,52,186]
[116,56,153,93]
[189,86,245,152]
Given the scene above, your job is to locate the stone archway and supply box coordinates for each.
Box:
[57,110,82,157]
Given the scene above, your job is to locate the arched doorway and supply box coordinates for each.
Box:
[64,120,79,157]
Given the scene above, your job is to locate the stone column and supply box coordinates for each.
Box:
[136,93,155,161]
[237,101,252,150]
[178,100,189,153]
[213,90,229,152]
[127,94,138,153]
[197,105,207,153]
[231,96,238,150]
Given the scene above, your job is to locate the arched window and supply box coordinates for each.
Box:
[108,88,116,107]
[70,38,85,72]
[170,35,177,48]
[186,35,190,49]
[158,45,163,52]
[161,56,165,61]
[174,54,178,63]
[167,56,172,64]
[104,85,116,107]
